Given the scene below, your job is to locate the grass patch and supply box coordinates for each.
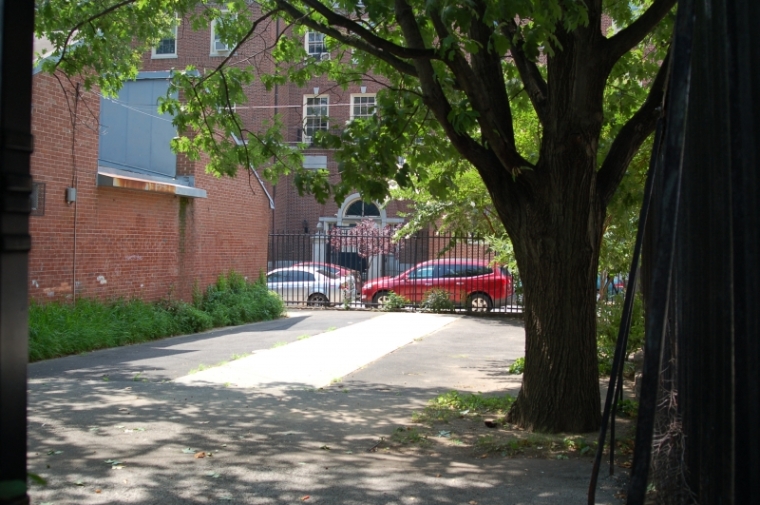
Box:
[475,433,597,457]
[296,334,311,340]
[412,408,458,425]
[29,271,285,362]
[430,390,515,412]
[413,391,515,426]
[271,341,288,348]
[391,427,430,446]
[189,363,212,374]
[476,435,530,455]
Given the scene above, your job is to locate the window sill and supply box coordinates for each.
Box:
[151,53,178,59]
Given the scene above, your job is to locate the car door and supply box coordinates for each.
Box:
[292,270,318,302]
[266,271,288,301]
[404,264,438,303]
[315,268,339,302]
[437,263,466,304]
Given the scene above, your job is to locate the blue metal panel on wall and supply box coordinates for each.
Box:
[98,79,176,178]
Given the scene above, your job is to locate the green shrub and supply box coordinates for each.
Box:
[617,398,639,417]
[596,291,645,376]
[29,298,178,362]
[380,291,409,312]
[199,272,284,327]
[420,288,455,313]
[28,271,285,362]
[508,357,525,374]
[160,300,214,333]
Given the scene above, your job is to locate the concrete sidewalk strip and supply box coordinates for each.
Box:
[175,312,458,389]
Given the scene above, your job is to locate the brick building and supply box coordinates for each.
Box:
[28,67,272,303]
[136,6,410,236]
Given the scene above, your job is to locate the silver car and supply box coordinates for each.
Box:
[266,266,356,306]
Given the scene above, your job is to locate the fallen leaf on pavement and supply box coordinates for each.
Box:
[301,496,310,501]
[95,489,102,494]
[194,452,206,459]
[319,445,330,451]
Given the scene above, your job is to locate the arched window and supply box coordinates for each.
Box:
[344,200,380,218]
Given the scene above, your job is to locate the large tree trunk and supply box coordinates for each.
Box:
[508,223,603,432]
[504,146,605,433]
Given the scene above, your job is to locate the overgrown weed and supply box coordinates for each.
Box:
[29,271,285,362]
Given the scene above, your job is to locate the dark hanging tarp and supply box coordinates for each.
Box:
[590,0,760,504]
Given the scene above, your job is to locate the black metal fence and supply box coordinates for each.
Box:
[267,231,524,312]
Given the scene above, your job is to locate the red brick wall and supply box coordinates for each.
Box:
[29,72,271,303]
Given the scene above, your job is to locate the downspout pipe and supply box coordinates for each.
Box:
[230,133,274,210]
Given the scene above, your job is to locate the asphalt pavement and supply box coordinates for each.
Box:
[27,310,624,504]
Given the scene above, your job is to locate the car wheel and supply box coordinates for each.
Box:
[307,293,329,307]
[468,293,492,313]
[372,291,391,308]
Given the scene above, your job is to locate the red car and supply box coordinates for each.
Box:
[361,259,512,312]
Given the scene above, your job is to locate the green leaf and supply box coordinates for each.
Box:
[27,473,47,486]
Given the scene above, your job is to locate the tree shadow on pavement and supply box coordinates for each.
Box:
[28,375,623,505]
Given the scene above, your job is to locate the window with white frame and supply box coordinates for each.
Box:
[152,20,178,58]
[350,93,376,120]
[210,17,231,55]
[303,95,329,142]
[305,31,327,56]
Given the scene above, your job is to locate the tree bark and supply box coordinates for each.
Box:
[504,151,605,432]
